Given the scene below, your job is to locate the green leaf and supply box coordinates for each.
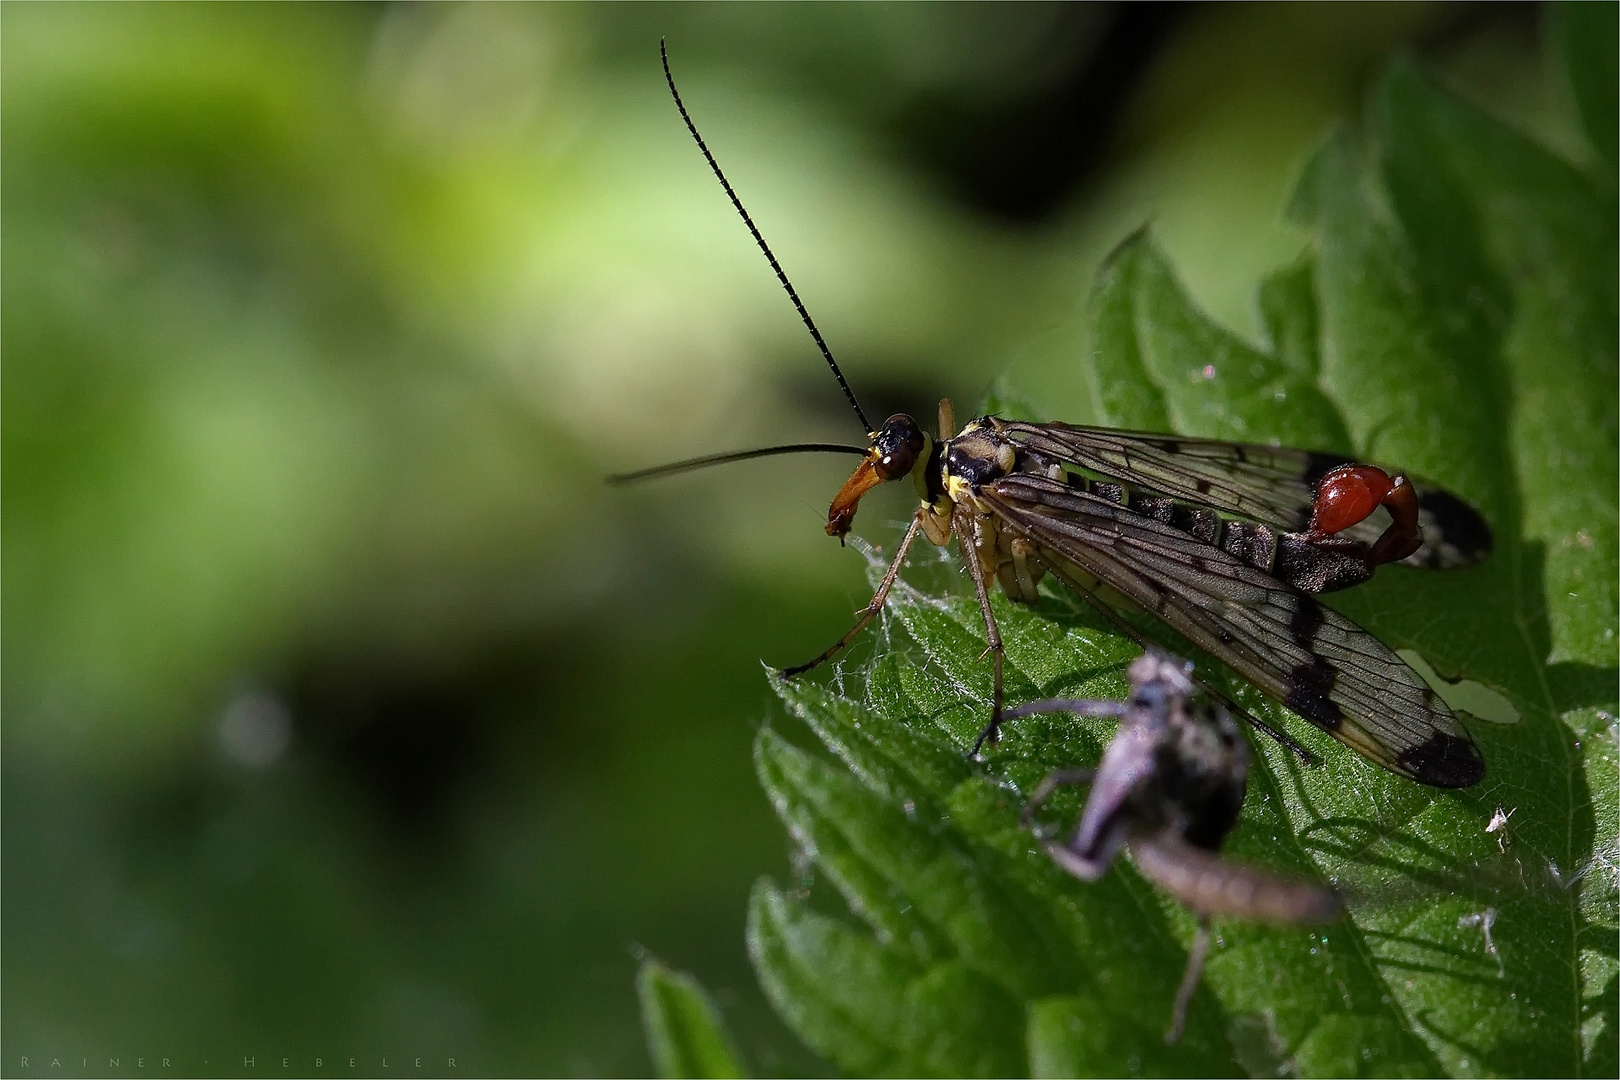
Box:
[1090,232,1351,451]
[747,55,1616,1079]
[637,959,749,1079]
[1549,0,1619,174]
[1257,254,1322,379]
[1280,59,1617,1077]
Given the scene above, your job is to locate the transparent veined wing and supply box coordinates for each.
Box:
[998,421,1492,570]
[981,472,1485,787]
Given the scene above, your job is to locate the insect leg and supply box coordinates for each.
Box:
[1043,841,1115,883]
[1165,919,1211,1045]
[959,512,1007,756]
[1194,681,1320,768]
[780,511,926,679]
[1021,769,1119,880]
[1018,767,1099,830]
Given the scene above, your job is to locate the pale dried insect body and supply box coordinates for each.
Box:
[1013,651,1342,1042]
[1486,805,1515,852]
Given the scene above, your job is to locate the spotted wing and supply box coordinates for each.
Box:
[981,472,1485,787]
[997,420,1491,570]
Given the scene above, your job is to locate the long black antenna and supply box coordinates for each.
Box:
[661,39,873,435]
[607,442,868,485]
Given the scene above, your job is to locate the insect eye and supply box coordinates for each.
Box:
[872,414,925,480]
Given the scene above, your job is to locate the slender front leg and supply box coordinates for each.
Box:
[1018,767,1098,830]
[781,511,927,679]
[958,511,1007,756]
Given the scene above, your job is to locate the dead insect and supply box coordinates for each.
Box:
[612,43,1491,788]
[1011,651,1342,1043]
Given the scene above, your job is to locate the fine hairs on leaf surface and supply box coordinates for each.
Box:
[640,38,1618,1080]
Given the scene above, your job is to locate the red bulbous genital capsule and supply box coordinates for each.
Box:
[1309,465,1395,536]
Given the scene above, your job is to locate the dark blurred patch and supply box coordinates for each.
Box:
[886,3,1188,224]
[289,638,554,843]
[596,3,1186,227]
[1418,2,1538,53]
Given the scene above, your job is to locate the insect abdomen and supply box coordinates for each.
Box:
[1132,834,1342,924]
[1072,474,1373,594]
[1218,519,1278,569]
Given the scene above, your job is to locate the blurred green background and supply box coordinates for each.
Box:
[2,3,1586,1075]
